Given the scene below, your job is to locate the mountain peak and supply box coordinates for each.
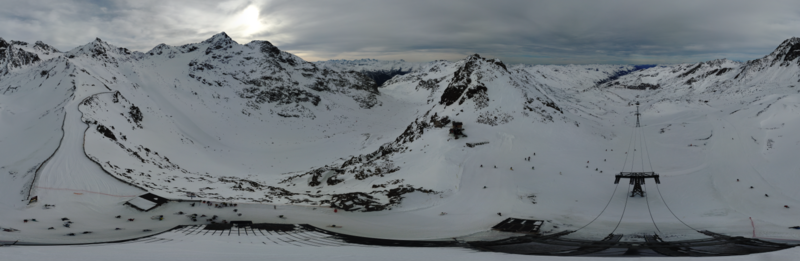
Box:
[783,36,800,44]
[67,38,131,60]
[33,40,60,55]
[703,58,738,68]
[203,32,233,44]
[438,54,510,107]
[201,32,237,55]
[762,36,800,66]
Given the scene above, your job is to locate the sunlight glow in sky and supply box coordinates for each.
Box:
[229,5,263,38]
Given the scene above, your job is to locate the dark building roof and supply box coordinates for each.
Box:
[139,193,169,205]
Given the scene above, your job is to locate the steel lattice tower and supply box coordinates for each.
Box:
[615,101,660,197]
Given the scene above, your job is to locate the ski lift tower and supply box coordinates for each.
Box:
[614,102,660,197]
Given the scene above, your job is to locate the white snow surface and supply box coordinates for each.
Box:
[2,33,800,259]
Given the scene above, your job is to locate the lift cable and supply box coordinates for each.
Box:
[608,111,643,235]
[638,126,646,174]
[655,183,699,232]
[630,128,637,172]
[573,182,622,232]
[571,122,637,234]
[637,126,661,233]
[644,182,661,233]
[641,127,656,173]
[620,122,637,172]
[611,183,633,234]
[640,126,698,232]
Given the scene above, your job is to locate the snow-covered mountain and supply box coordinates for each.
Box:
[316,58,431,87]
[316,58,428,73]
[2,33,800,250]
[0,38,61,76]
[598,38,800,93]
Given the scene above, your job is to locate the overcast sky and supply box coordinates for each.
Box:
[1,0,799,64]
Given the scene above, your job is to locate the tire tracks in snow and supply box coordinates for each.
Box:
[78,92,148,193]
[26,110,68,201]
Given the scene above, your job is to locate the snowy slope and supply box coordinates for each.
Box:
[1,34,800,257]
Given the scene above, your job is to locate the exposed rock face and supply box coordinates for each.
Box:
[439,54,493,108]
[734,37,800,80]
[0,38,42,76]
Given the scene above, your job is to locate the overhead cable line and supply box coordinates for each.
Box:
[644,183,661,233]
[611,183,632,234]
[573,182,622,232]
[655,183,699,232]
[637,126,661,233]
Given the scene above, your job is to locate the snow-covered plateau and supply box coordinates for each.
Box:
[1,33,800,259]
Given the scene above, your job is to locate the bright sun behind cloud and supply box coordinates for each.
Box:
[229,5,263,38]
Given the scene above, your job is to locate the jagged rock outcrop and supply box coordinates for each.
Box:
[0,38,42,76]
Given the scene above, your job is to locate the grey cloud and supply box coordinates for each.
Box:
[1,0,799,64]
[257,0,800,64]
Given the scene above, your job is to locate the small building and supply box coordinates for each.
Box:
[491,218,544,234]
[124,193,169,212]
[450,121,467,139]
